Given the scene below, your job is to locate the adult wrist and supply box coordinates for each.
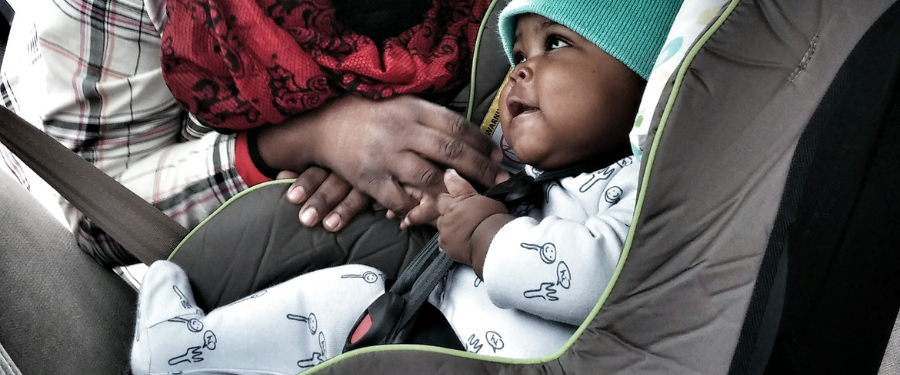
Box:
[234,132,273,186]
[254,114,319,173]
[246,129,282,179]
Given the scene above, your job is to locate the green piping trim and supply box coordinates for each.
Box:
[466,0,501,122]
[167,179,296,260]
[304,2,744,372]
[302,344,548,375]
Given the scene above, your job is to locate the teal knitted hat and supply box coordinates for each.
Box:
[498,0,684,80]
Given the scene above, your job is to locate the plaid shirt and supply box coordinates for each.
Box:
[0,0,263,266]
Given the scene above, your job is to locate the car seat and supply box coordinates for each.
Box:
[1,0,900,374]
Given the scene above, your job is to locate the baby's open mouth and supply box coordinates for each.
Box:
[509,99,539,118]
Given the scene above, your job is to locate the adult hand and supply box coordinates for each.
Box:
[256,95,501,215]
[276,168,371,232]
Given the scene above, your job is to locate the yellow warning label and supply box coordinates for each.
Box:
[480,71,511,137]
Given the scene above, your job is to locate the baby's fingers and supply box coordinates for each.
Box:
[401,196,440,229]
[444,169,477,197]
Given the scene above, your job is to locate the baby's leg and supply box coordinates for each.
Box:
[131,261,385,374]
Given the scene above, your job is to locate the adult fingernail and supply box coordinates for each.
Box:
[288,186,306,203]
[300,208,318,226]
[324,213,341,230]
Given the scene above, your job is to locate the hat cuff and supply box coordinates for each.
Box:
[498,0,683,80]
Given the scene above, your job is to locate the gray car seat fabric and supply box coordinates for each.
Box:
[880,311,900,375]
[168,181,435,312]
[0,172,136,374]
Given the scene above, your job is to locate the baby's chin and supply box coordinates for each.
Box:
[524,151,598,171]
[514,152,558,171]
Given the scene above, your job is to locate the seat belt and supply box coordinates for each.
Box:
[0,107,186,265]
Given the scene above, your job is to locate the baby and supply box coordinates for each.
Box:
[131,0,682,373]
[410,0,681,358]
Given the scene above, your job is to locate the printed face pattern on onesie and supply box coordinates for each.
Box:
[287,312,318,335]
[604,186,624,204]
[520,241,574,301]
[520,242,557,264]
[556,262,572,289]
[341,271,383,284]
[165,284,220,367]
[167,317,204,332]
[485,331,505,353]
[466,331,506,354]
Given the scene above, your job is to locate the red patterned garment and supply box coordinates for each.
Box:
[161,0,491,130]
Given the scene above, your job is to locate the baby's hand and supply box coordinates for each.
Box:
[436,170,511,277]
[398,187,441,230]
[399,168,511,230]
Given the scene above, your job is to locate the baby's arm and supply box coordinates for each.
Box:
[481,164,638,326]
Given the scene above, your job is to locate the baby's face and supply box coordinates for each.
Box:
[499,14,644,170]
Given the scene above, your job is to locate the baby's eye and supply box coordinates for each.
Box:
[547,36,570,50]
[512,51,526,65]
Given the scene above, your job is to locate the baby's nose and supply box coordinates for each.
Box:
[510,64,533,82]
